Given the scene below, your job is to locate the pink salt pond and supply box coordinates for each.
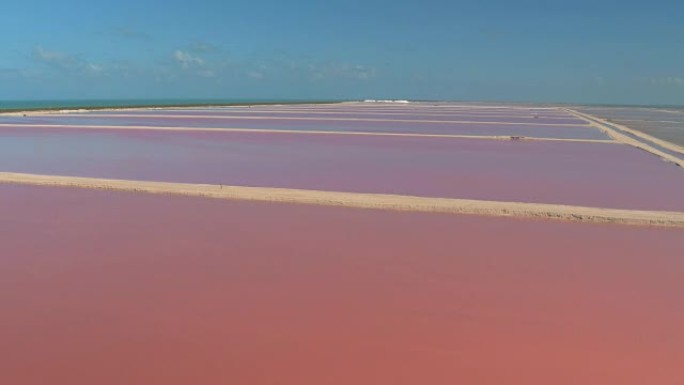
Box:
[0,127,681,211]
[0,185,682,385]
[3,115,606,140]
[135,106,574,118]
[87,110,588,125]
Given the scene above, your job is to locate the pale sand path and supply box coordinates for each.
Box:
[0,123,614,144]
[655,108,684,115]
[25,113,591,126]
[340,103,560,110]
[1,172,682,228]
[567,109,684,156]
[224,108,567,116]
[618,119,684,124]
[71,109,580,120]
[565,109,684,168]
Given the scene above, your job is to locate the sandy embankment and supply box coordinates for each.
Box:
[0,123,612,144]
[566,109,684,166]
[0,172,682,228]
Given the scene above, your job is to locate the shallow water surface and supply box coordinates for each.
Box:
[0,127,681,210]
[1,114,605,139]
[0,185,682,385]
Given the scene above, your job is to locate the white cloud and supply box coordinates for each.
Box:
[649,77,684,87]
[32,46,105,77]
[33,46,78,69]
[247,71,264,80]
[350,65,376,79]
[85,63,104,74]
[593,75,606,85]
[173,50,204,69]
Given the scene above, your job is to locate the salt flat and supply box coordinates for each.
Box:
[0,102,682,385]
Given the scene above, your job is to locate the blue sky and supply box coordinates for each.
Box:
[1,0,683,104]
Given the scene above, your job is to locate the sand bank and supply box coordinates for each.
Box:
[0,172,682,227]
[0,123,612,143]
[567,109,684,165]
[2,129,679,210]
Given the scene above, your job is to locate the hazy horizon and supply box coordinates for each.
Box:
[1,98,683,111]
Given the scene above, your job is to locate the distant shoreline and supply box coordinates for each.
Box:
[2,98,682,115]
[0,99,344,114]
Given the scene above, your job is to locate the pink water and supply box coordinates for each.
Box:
[0,127,681,210]
[158,106,574,117]
[1,185,682,385]
[82,111,587,125]
[2,116,605,139]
